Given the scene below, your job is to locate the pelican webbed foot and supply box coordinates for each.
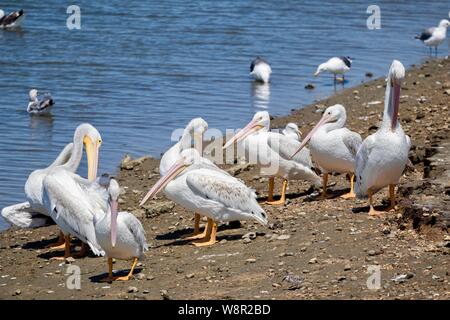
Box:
[49,235,72,260]
[46,231,66,250]
[182,213,206,240]
[192,218,217,247]
[340,174,356,199]
[266,179,287,205]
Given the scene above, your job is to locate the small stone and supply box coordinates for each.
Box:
[242,232,257,240]
[65,257,75,264]
[337,276,346,281]
[243,238,252,244]
[127,286,138,293]
[344,264,352,271]
[246,258,256,263]
[276,235,291,241]
[47,290,54,294]
[14,289,21,296]
[143,290,150,294]
[367,250,376,256]
[305,83,315,90]
[219,239,227,244]
[135,273,145,280]
[147,275,155,280]
[308,257,318,264]
[160,290,172,300]
[185,273,195,279]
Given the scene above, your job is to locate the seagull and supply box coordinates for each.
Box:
[95,178,148,282]
[141,149,268,246]
[315,57,352,83]
[282,123,302,142]
[355,60,411,216]
[290,104,362,199]
[415,19,450,56]
[223,111,320,205]
[27,89,55,115]
[0,9,25,29]
[250,57,272,83]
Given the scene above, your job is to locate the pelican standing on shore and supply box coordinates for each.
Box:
[290,104,362,199]
[27,89,54,115]
[42,123,106,259]
[355,60,411,216]
[141,149,268,246]
[159,118,208,239]
[0,9,25,29]
[223,111,320,205]
[1,143,73,233]
[415,19,450,56]
[250,57,272,83]
[95,178,148,281]
[315,57,352,83]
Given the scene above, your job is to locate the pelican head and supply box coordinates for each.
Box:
[438,19,450,28]
[283,123,302,141]
[185,118,208,152]
[223,111,270,149]
[29,89,38,101]
[108,178,120,247]
[75,123,102,181]
[290,104,346,158]
[387,60,405,131]
[0,10,4,19]
[140,149,199,206]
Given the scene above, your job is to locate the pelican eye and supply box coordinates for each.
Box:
[98,139,102,144]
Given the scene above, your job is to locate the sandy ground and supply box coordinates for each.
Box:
[0,58,449,300]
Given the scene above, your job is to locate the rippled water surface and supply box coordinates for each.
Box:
[1,0,449,230]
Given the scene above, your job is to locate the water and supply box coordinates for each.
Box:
[0,1,449,230]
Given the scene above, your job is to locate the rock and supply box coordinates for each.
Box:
[226,163,251,176]
[337,276,346,281]
[65,257,75,264]
[144,201,175,217]
[127,286,138,293]
[243,238,252,244]
[120,155,150,170]
[14,289,21,296]
[344,264,352,271]
[305,83,315,90]
[308,257,318,264]
[444,89,450,95]
[134,273,145,280]
[242,232,257,240]
[160,289,172,300]
[143,290,150,294]
[246,258,256,263]
[147,275,155,281]
[276,234,291,241]
[367,250,376,256]
[391,273,414,283]
[282,273,304,290]
[185,273,195,279]
[367,101,382,106]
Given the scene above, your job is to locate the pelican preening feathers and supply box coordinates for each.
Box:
[0,9,24,29]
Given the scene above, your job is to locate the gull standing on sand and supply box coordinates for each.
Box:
[0,9,24,29]
[355,60,411,216]
[223,111,320,205]
[282,123,302,142]
[290,104,362,199]
[415,19,450,56]
[141,149,268,246]
[315,57,352,83]
[250,57,272,83]
[1,143,73,234]
[27,89,55,115]
[159,118,208,239]
[95,178,148,282]
[42,124,106,259]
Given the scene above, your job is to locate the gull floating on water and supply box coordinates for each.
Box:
[355,60,411,216]
[27,89,54,115]
[95,178,148,282]
[141,148,268,246]
[223,111,320,205]
[0,9,24,29]
[315,57,352,83]
[415,19,450,56]
[250,57,272,83]
[290,104,362,199]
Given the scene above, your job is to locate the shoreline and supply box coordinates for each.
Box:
[0,58,449,300]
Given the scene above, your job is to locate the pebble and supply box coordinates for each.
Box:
[147,275,155,280]
[344,264,352,271]
[160,290,172,300]
[127,286,138,293]
[242,232,257,240]
[243,238,252,244]
[246,258,256,263]
[308,257,318,264]
[276,235,291,241]
[143,290,150,294]
[65,257,75,264]
[135,273,146,280]
[14,289,21,296]
[185,273,195,279]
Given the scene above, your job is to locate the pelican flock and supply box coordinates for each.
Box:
[291,104,362,199]
[415,19,450,55]
[27,89,55,115]
[223,111,320,205]
[355,60,411,216]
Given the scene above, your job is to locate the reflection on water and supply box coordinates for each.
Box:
[29,115,54,142]
[251,82,270,110]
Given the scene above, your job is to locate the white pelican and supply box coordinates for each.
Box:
[415,19,450,56]
[223,111,320,205]
[27,89,54,115]
[95,178,148,282]
[250,57,272,83]
[159,118,208,239]
[42,123,106,259]
[290,104,362,199]
[355,60,411,216]
[141,149,268,246]
[1,143,73,231]
[282,123,302,142]
[0,9,24,29]
[315,57,352,82]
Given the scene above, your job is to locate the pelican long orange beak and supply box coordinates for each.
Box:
[290,114,332,159]
[140,158,187,206]
[223,118,264,149]
[83,136,101,182]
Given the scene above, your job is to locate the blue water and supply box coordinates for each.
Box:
[0,1,449,231]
